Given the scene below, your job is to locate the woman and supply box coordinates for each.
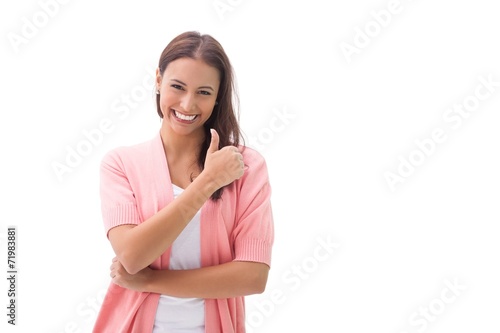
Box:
[92,31,274,333]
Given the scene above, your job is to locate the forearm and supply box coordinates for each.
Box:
[111,172,219,274]
[144,261,269,299]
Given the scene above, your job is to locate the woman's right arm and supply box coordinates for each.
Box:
[107,129,243,275]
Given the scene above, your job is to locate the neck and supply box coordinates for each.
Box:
[160,124,205,161]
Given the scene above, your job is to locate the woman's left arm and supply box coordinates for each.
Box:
[111,258,269,298]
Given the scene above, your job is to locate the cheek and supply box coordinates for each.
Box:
[201,104,215,120]
[201,98,217,111]
[159,95,174,115]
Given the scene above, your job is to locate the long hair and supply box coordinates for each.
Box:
[156,31,243,200]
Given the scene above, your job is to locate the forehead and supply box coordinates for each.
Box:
[164,57,220,85]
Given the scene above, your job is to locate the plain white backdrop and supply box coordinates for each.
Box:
[1,0,499,332]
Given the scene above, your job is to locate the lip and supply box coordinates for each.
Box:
[171,109,199,123]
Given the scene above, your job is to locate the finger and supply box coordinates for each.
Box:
[207,128,220,154]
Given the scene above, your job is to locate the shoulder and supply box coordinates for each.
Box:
[240,145,268,174]
[235,145,270,189]
[228,146,272,207]
[101,135,158,170]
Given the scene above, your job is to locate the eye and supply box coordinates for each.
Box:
[198,90,211,96]
[171,84,184,90]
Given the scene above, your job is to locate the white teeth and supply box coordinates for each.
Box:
[174,110,197,121]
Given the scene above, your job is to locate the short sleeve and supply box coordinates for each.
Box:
[99,149,142,237]
[232,150,274,267]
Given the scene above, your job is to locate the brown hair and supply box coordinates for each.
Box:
[156,31,243,200]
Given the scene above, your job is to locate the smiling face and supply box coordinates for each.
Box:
[156,57,220,139]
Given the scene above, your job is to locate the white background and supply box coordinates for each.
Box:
[1,0,499,332]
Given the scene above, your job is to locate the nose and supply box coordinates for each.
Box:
[180,93,196,112]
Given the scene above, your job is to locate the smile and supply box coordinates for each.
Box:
[171,109,198,122]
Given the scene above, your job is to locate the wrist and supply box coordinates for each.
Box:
[193,171,220,197]
[141,268,156,293]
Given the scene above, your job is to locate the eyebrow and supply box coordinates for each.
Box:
[170,79,214,91]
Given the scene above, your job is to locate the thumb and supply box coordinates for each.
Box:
[207,128,220,154]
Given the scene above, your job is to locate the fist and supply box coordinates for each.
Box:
[204,129,245,188]
[110,257,151,292]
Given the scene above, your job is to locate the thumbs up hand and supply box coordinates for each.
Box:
[204,129,244,189]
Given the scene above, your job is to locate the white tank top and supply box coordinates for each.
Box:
[153,184,205,333]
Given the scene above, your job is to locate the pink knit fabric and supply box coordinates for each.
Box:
[93,131,274,333]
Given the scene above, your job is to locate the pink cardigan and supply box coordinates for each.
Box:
[92,131,274,333]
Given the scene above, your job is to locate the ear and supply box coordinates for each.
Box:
[156,67,162,91]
